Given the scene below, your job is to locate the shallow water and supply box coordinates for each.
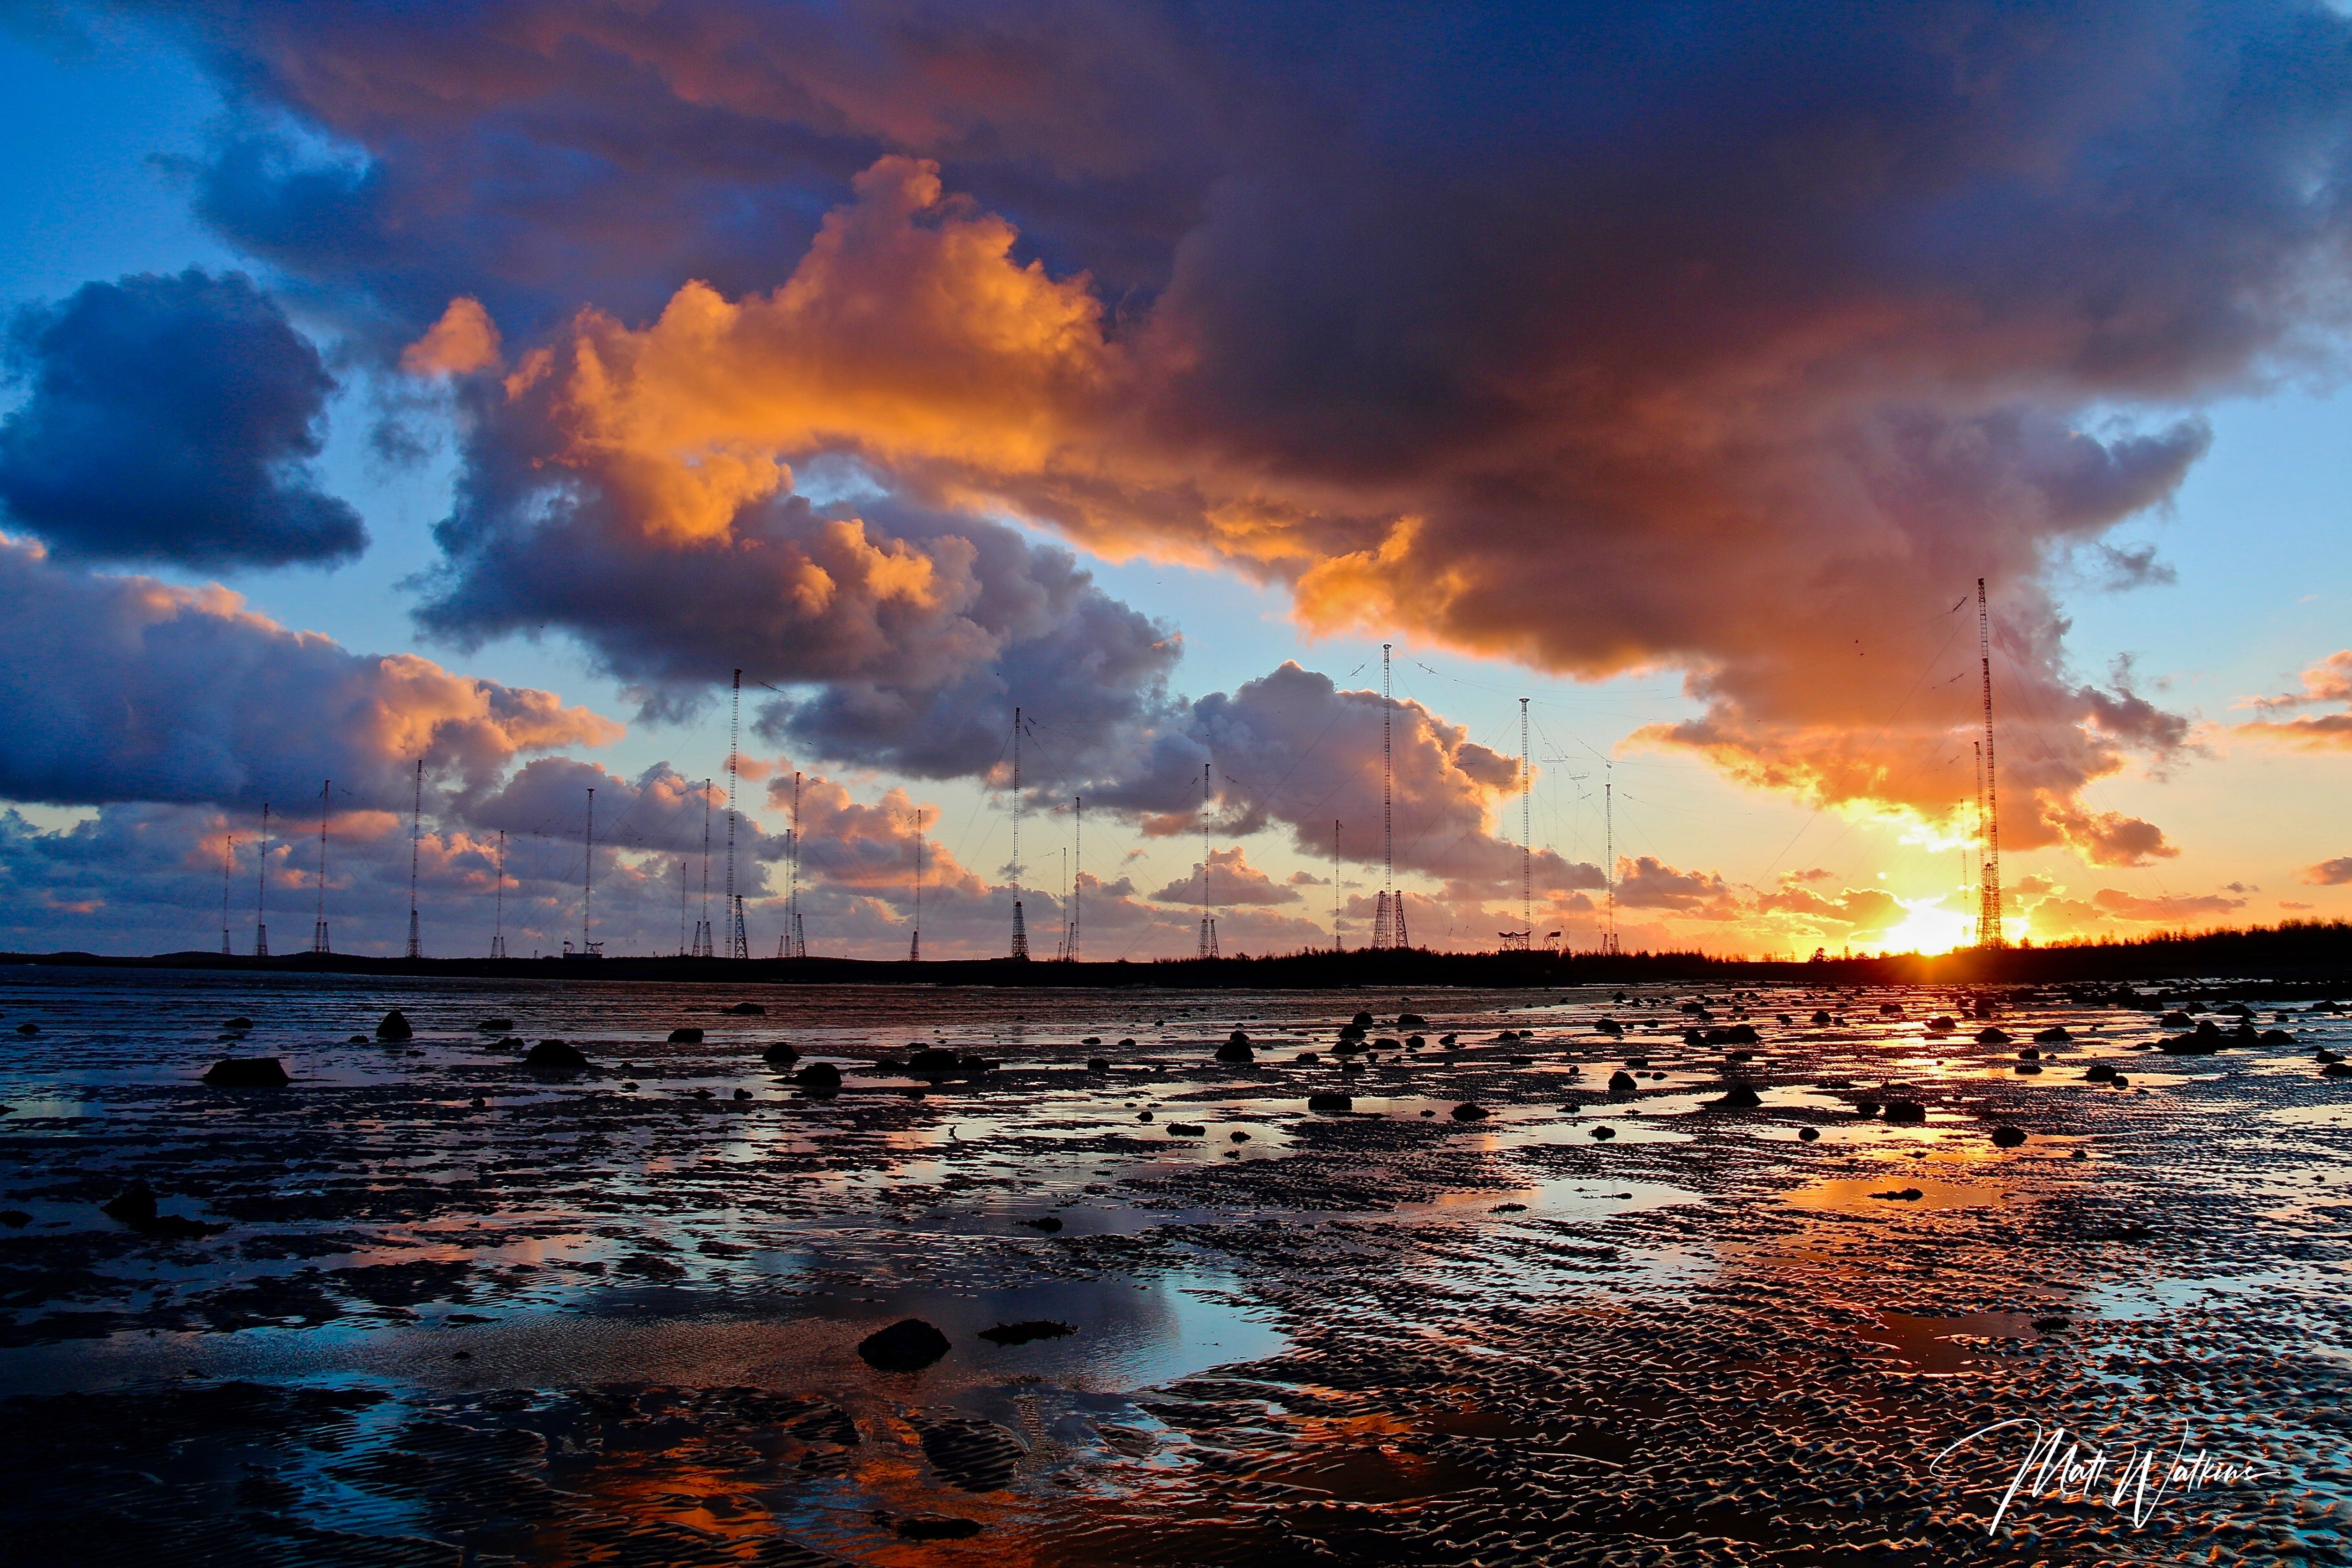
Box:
[2,966,2348,1564]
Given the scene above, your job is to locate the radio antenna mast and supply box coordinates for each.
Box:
[1603,762,1620,956]
[254,803,270,957]
[693,781,712,957]
[220,832,235,956]
[406,758,424,958]
[583,785,596,954]
[490,829,506,957]
[1375,644,1395,948]
[909,807,922,962]
[1197,763,1218,959]
[311,780,331,954]
[1975,580,2006,949]
[785,771,806,958]
[1069,795,1082,963]
[726,671,746,958]
[1009,707,1029,959]
[1520,698,1532,948]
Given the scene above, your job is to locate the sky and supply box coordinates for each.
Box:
[0,0,2346,963]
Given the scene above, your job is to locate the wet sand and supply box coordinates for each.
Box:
[0,968,2346,1564]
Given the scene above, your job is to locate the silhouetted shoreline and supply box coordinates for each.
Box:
[8,919,2348,987]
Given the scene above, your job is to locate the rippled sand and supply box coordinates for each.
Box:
[0,968,2346,1564]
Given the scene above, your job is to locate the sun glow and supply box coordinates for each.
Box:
[1874,896,1974,955]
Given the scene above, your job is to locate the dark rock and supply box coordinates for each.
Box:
[1854,1100,1881,1117]
[1868,1187,1925,1201]
[1397,1012,1429,1029]
[1082,1036,1101,1045]
[2018,1047,2040,1060]
[1590,1124,1616,1140]
[1138,1110,1153,1122]
[375,1010,413,1041]
[2261,1029,2294,1045]
[1214,1037,1254,1064]
[1166,1122,1206,1136]
[1086,1057,1110,1073]
[1332,1038,1367,1055]
[2035,1026,2072,1044]
[1307,1093,1353,1111]
[1883,1101,1927,1124]
[1117,1038,1136,1048]
[2158,1034,2220,1055]
[1725,1049,1756,1063]
[222,1016,253,1030]
[1810,1010,1833,1025]
[857,1318,950,1371]
[2084,1063,2118,1081]
[1798,1127,1821,1142]
[1492,1202,1528,1213]
[667,1027,703,1043]
[908,1048,962,1070]
[1927,1016,1956,1034]
[497,1036,524,1050]
[2316,1047,2343,1064]
[0,1210,28,1226]
[1878,1003,1904,1016]
[2325,1062,2352,1078]
[2110,1074,2130,1088]
[1015,1215,1063,1232]
[15,1022,37,1036]
[2014,1062,2043,1075]
[203,1056,290,1087]
[524,1039,589,1072]
[1405,1034,1426,1048]
[1373,1036,1401,1049]
[762,1041,801,1063]
[1711,1083,1763,1110]
[1451,1103,1490,1121]
[723,1002,767,1016]
[895,1517,984,1541]
[978,1320,1075,1346]
[2161,1009,2194,1026]
[2033,1317,2071,1334]
[1624,1056,1650,1068]
[347,1034,369,1044]
[476,1018,513,1032]
[1595,1018,1624,1036]
[1976,1027,2011,1045]
[1229,1129,1251,1141]
[1351,1011,1375,1028]
[101,1180,226,1237]
[1508,1055,1534,1066]
[795,1062,842,1090]
[732,1087,751,1100]
[1607,1070,1639,1092]
[1991,1125,2028,1148]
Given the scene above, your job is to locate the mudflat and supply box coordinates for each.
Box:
[0,969,2345,1564]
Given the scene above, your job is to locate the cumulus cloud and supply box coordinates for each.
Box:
[0,269,366,567]
[1148,844,1298,907]
[0,533,619,811]
[1097,661,1604,895]
[2301,857,2352,887]
[85,2,2352,864]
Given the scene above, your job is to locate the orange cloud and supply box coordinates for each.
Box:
[401,296,503,376]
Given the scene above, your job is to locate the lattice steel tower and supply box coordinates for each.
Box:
[1975,579,2007,950]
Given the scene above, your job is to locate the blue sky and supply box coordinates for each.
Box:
[1,5,2346,959]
